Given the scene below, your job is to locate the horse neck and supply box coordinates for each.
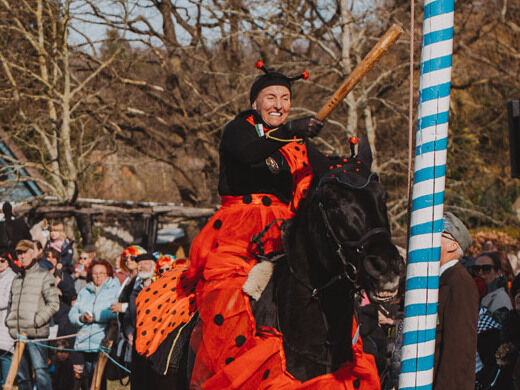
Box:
[282,202,356,369]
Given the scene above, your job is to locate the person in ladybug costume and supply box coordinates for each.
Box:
[135,62,380,389]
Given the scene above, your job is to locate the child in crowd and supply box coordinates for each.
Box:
[51,339,75,390]
[45,221,74,274]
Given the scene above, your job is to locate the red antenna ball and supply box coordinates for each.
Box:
[349,136,358,145]
[256,60,264,69]
[302,71,309,80]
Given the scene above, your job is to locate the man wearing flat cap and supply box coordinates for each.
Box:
[122,252,156,389]
[433,212,479,390]
[6,239,59,390]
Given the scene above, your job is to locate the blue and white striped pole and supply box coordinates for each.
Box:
[399,1,454,389]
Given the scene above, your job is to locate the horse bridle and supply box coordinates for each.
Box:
[309,202,390,297]
[303,162,391,298]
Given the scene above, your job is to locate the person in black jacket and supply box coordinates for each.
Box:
[180,63,331,387]
[45,247,77,337]
[0,202,31,260]
[122,253,158,390]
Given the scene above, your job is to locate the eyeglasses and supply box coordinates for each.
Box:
[441,233,456,242]
[79,256,89,260]
[472,264,496,274]
[123,255,137,262]
[158,267,171,274]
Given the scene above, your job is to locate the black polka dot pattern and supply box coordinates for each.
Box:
[353,378,360,388]
[262,196,272,206]
[262,369,270,380]
[213,219,222,229]
[225,357,234,365]
[214,314,224,325]
[242,194,252,204]
[235,335,246,347]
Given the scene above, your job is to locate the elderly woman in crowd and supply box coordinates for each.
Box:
[69,259,120,390]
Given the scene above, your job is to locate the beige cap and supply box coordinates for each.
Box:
[15,239,34,253]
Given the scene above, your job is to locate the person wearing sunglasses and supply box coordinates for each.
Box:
[112,245,145,316]
[0,250,16,386]
[473,252,514,388]
[474,252,512,318]
[433,212,479,390]
[73,244,97,293]
[155,254,176,277]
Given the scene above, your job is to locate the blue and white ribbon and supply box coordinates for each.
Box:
[399,1,454,389]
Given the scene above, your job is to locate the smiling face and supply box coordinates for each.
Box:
[252,85,291,128]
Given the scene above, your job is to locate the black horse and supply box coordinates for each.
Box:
[251,139,403,381]
[137,139,403,388]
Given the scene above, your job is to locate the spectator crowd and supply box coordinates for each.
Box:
[0,202,181,390]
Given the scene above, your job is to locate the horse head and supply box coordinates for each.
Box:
[307,137,402,305]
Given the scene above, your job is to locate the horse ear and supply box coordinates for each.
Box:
[357,136,373,170]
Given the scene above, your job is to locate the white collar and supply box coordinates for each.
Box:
[440,259,458,276]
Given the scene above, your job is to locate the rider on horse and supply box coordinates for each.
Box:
[136,63,380,389]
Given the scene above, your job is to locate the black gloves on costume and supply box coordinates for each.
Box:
[284,116,324,138]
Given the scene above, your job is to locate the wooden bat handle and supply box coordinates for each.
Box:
[316,24,403,121]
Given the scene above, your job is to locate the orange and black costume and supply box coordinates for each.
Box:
[135,110,379,389]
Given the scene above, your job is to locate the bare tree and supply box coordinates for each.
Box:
[0,0,120,203]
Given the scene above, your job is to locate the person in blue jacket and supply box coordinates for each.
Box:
[69,259,120,390]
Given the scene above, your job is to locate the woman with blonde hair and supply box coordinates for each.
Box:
[44,221,74,273]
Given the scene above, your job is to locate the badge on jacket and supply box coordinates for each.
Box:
[265,157,280,174]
